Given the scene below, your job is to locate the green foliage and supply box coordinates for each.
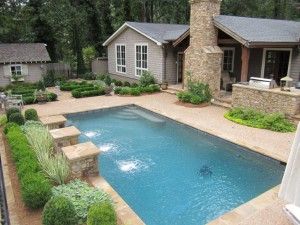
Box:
[87,202,117,225]
[177,91,193,103]
[9,112,25,125]
[47,92,58,101]
[225,108,296,133]
[37,80,46,91]
[25,109,38,121]
[42,196,78,225]
[60,81,93,91]
[43,71,66,87]
[3,122,18,134]
[52,179,111,224]
[116,84,160,96]
[114,80,123,87]
[72,86,105,98]
[23,122,70,185]
[139,71,156,87]
[21,173,52,209]
[123,81,131,87]
[83,46,96,70]
[6,107,20,121]
[0,115,7,126]
[104,75,112,86]
[6,126,52,209]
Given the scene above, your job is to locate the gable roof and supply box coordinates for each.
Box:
[214,15,300,47]
[0,43,51,64]
[103,22,189,46]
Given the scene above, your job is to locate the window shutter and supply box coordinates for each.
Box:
[22,64,28,76]
[3,65,11,77]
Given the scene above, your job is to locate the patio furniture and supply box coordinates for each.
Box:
[4,94,24,110]
[284,204,300,225]
[221,71,234,92]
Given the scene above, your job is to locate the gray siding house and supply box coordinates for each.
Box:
[0,43,50,87]
[103,22,189,84]
[104,14,300,88]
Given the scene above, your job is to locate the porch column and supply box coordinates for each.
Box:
[241,46,250,82]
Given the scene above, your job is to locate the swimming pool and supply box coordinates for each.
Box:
[66,105,285,225]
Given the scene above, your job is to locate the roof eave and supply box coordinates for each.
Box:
[173,29,190,47]
[247,41,300,48]
[103,22,162,46]
[214,19,249,47]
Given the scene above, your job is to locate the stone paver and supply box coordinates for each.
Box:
[40,115,67,129]
[25,92,294,163]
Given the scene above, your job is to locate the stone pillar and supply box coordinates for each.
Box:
[241,46,250,82]
[184,0,223,95]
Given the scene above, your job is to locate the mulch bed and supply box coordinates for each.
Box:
[2,132,42,225]
[174,101,210,108]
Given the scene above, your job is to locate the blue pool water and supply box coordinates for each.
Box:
[66,105,285,225]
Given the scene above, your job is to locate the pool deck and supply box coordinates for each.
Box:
[24,91,294,225]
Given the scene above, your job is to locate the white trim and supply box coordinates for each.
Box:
[10,64,22,76]
[221,47,235,72]
[115,43,126,74]
[260,48,293,78]
[103,22,162,46]
[135,43,149,77]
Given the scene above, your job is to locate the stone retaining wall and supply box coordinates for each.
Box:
[232,84,300,116]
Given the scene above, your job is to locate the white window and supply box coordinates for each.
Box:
[221,48,235,72]
[116,44,126,73]
[135,44,148,76]
[10,65,22,76]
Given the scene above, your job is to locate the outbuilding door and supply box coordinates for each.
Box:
[177,52,184,83]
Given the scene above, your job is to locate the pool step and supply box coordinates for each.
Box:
[114,111,139,120]
[124,108,166,124]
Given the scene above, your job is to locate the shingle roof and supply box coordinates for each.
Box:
[0,43,51,64]
[126,22,189,43]
[214,15,300,46]
[103,22,189,46]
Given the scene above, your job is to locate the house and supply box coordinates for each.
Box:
[103,22,189,84]
[103,0,300,95]
[0,43,50,87]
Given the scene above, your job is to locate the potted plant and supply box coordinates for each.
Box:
[161,81,168,90]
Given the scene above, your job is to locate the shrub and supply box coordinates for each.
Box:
[190,95,202,105]
[114,80,123,87]
[47,92,58,101]
[71,87,105,98]
[114,87,122,94]
[52,180,111,223]
[6,126,52,209]
[37,80,46,91]
[139,71,155,87]
[123,81,131,87]
[6,107,20,121]
[42,196,78,225]
[25,109,38,121]
[130,88,141,96]
[131,83,138,88]
[188,82,212,103]
[21,173,52,209]
[104,75,112,86]
[177,91,193,103]
[119,87,131,95]
[9,112,25,125]
[3,122,18,134]
[225,108,296,133]
[87,202,117,225]
[0,115,7,126]
[82,72,96,80]
[23,96,36,104]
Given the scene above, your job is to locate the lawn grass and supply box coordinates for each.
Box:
[225,108,296,133]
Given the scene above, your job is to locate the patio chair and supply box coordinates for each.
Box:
[221,71,234,92]
[4,94,24,111]
[284,204,300,225]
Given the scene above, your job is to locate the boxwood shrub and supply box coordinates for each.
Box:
[6,107,20,121]
[71,87,105,98]
[42,196,78,225]
[6,126,52,209]
[116,84,160,96]
[9,112,25,125]
[25,109,38,121]
[87,202,117,225]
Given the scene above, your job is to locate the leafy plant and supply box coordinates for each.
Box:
[9,112,25,125]
[3,122,18,134]
[42,196,78,225]
[87,202,117,225]
[0,115,7,126]
[25,109,39,121]
[225,108,296,133]
[139,71,155,87]
[6,126,52,209]
[52,179,111,224]
[6,107,20,121]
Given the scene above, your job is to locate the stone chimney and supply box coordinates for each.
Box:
[184,0,223,95]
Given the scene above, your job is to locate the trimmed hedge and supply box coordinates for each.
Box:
[42,196,78,225]
[9,112,25,125]
[115,84,160,96]
[6,107,20,121]
[6,126,52,209]
[71,87,105,98]
[25,109,38,121]
[87,202,117,225]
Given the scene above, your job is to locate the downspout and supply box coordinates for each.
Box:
[162,44,167,83]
